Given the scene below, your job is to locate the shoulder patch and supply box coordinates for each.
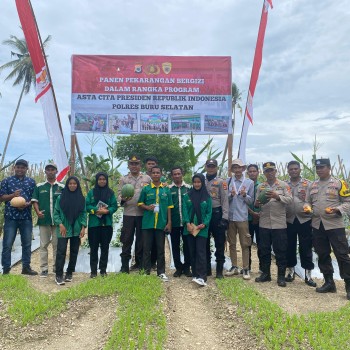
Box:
[339,180,350,197]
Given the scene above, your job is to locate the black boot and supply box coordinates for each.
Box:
[216,262,224,279]
[277,268,286,287]
[316,274,336,293]
[345,279,350,300]
[305,269,317,287]
[120,257,130,274]
[255,265,271,283]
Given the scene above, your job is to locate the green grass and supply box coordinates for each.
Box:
[217,278,350,350]
[0,273,166,350]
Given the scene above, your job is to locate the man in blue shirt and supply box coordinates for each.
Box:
[0,159,37,275]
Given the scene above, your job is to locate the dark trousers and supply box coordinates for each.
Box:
[313,222,350,279]
[170,226,190,271]
[206,208,226,270]
[55,236,80,277]
[142,229,165,275]
[151,239,157,265]
[89,226,113,274]
[187,235,207,281]
[120,215,143,266]
[287,219,314,270]
[248,221,261,270]
[259,227,287,272]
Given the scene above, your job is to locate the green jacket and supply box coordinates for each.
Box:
[182,193,212,238]
[53,197,87,238]
[86,189,118,228]
[169,182,191,227]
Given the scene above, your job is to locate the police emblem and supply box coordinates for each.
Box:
[145,64,160,75]
[134,64,142,73]
[162,62,172,74]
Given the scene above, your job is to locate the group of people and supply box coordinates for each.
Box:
[1,156,350,299]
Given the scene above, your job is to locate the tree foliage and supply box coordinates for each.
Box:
[113,135,191,175]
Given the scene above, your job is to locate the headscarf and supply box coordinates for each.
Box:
[188,173,210,224]
[93,172,114,204]
[59,176,85,225]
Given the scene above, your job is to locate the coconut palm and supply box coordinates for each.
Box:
[0,34,51,168]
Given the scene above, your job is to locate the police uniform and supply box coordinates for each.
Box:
[305,158,350,297]
[118,156,151,271]
[255,162,292,286]
[286,177,315,284]
[205,160,229,277]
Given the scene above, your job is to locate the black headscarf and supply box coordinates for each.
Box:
[93,172,114,204]
[59,176,85,225]
[188,173,210,224]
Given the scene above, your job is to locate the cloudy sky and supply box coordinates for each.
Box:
[0,0,349,174]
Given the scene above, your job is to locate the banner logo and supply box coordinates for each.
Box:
[145,64,160,75]
[162,62,172,74]
[134,64,142,73]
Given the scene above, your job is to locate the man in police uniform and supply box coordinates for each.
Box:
[118,155,151,273]
[205,158,229,279]
[285,161,316,287]
[255,162,292,287]
[32,163,64,277]
[305,158,350,299]
[169,167,192,277]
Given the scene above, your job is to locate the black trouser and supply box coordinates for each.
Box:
[55,236,80,277]
[259,227,287,272]
[313,222,350,279]
[206,207,226,270]
[187,235,207,281]
[170,226,190,271]
[287,218,314,270]
[151,239,157,265]
[89,226,113,274]
[249,221,261,270]
[120,215,143,266]
[142,229,165,275]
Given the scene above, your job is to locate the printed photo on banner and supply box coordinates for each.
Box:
[108,113,137,133]
[204,115,230,133]
[74,113,107,132]
[140,114,169,133]
[170,114,201,133]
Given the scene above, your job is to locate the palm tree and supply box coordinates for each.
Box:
[0,34,51,169]
[219,82,242,176]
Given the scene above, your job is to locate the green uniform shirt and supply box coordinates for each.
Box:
[138,183,174,230]
[31,181,64,225]
[182,194,212,238]
[169,181,191,227]
[86,189,118,228]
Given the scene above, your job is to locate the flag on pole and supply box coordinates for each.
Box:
[238,0,273,162]
[15,0,69,181]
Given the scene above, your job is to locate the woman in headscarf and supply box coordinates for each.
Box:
[86,172,118,278]
[182,173,212,286]
[53,176,86,286]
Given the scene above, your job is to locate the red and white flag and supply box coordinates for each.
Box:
[238,0,273,162]
[15,0,69,181]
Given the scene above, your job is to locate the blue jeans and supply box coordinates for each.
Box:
[1,218,33,270]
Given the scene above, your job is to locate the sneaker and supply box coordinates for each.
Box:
[55,276,65,286]
[194,278,207,286]
[22,266,38,276]
[90,272,97,278]
[225,266,239,276]
[158,273,169,282]
[173,269,182,277]
[130,264,140,271]
[40,270,48,278]
[3,268,10,275]
[64,273,73,282]
[243,269,251,280]
[100,272,108,277]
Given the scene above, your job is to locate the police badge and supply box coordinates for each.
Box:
[134,64,142,73]
[162,62,172,74]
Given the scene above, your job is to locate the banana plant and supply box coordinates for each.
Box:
[188,132,214,174]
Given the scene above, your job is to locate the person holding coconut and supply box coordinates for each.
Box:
[53,176,86,285]
[304,158,350,299]
[182,173,212,286]
[0,159,37,275]
[86,172,118,278]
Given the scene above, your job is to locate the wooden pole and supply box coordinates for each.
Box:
[69,134,76,176]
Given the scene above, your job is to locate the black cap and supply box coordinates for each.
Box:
[315,158,331,167]
[263,161,276,171]
[128,155,141,163]
[15,159,28,167]
[205,159,218,166]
